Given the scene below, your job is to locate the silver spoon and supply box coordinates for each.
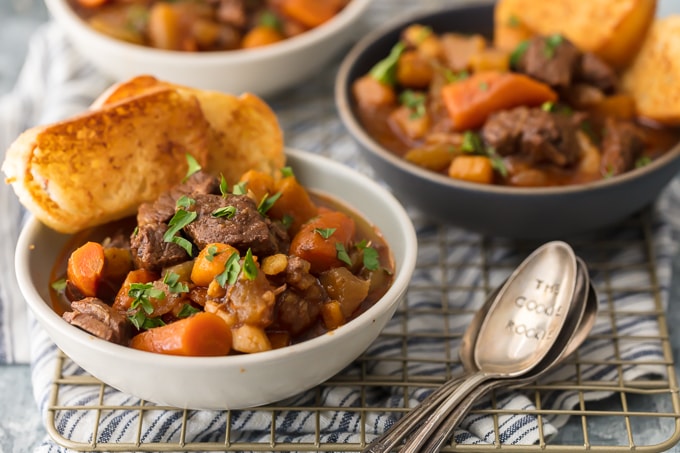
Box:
[363,241,579,453]
[418,259,597,452]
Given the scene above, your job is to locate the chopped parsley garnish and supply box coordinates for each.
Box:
[212,206,237,219]
[281,166,294,178]
[243,248,258,280]
[357,241,380,271]
[205,245,219,262]
[163,271,189,294]
[176,195,195,210]
[488,148,508,178]
[541,101,555,112]
[461,131,485,154]
[603,165,615,178]
[543,34,563,59]
[507,14,520,28]
[315,227,336,239]
[216,252,241,287]
[509,40,529,68]
[219,174,229,197]
[259,10,281,30]
[335,242,352,266]
[163,209,197,256]
[369,41,406,86]
[51,278,67,292]
[127,282,165,330]
[232,181,248,195]
[257,192,282,215]
[282,214,294,230]
[132,226,139,237]
[444,69,469,83]
[183,154,202,182]
[399,90,427,119]
[177,303,200,319]
[478,81,489,91]
[635,156,652,168]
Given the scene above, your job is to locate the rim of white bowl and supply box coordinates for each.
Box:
[335,1,680,197]
[45,0,373,65]
[15,148,418,369]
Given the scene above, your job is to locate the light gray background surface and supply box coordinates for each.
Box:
[1,0,680,451]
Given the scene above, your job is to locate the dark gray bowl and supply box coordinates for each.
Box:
[335,2,680,239]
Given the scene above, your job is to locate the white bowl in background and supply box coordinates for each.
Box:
[44,0,372,98]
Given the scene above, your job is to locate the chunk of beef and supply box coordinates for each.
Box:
[63,297,129,345]
[130,222,190,271]
[576,52,617,94]
[562,84,605,109]
[137,171,219,226]
[216,0,246,27]
[515,36,581,88]
[600,117,643,176]
[183,193,290,256]
[482,106,582,166]
[269,256,326,336]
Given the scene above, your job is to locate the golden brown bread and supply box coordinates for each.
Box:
[493,0,657,68]
[621,15,680,125]
[93,75,285,184]
[2,76,286,233]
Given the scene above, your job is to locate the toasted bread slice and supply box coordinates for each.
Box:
[494,0,656,68]
[2,87,211,233]
[621,16,680,125]
[93,75,285,184]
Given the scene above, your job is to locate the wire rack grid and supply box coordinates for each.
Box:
[44,211,680,452]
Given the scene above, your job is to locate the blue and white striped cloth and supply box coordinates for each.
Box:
[2,5,680,451]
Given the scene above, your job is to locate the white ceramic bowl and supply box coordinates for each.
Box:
[15,148,417,410]
[44,0,371,98]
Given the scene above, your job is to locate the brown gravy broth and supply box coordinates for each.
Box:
[50,191,394,345]
[358,105,680,187]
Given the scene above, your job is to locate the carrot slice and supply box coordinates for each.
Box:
[441,71,557,131]
[112,269,159,311]
[67,242,106,298]
[130,312,232,356]
[290,210,356,274]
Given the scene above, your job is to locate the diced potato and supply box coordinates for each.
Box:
[469,48,510,73]
[397,51,435,88]
[352,75,397,109]
[404,145,454,172]
[588,94,637,121]
[321,301,346,330]
[231,324,272,353]
[388,105,430,141]
[576,131,602,175]
[261,254,288,275]
[448,155,495,184]
[319,267,369,318]
[440,33,487,71]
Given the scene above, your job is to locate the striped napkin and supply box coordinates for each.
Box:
[2,10,680,453]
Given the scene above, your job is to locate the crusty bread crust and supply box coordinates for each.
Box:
[3,87,212,233]
[621,16,680,125]
[494,0,656,68]
[3,76,286,234]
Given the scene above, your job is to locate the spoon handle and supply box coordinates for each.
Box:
[419,378,508,453]
[361,375,468,453]
[398,372,491,453]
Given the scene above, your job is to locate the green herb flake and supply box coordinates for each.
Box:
[127,282,166,329]
[232,181,248,195]
[257,191,282,215]
[315,227,336,239]
[543,34,563,59]
[399,90,427,119]
[507,14,520,28]
[177,303,201,318]
[509,40,529,68]
[362,246,380,271]
[444,69,469,83]
[635,156,652,168]
[176,195,195,210]
[132,226,139,237]
[335,242,352,266]
[243,248,258,280]
[259,10,281,30]
[541,101,555,112]
[163,209,197,256]
[282,214,294,230]
[51,278,67,292]
[183,154,202,182]
[460,131,484,154]
[489,152,508,178]
[212,205,237,219]
[163,271,188,294]
[205,245,219,262]
[369,41,406,86]
[281,166,294,178]
[216,252,241,287]
[603,165,615,178]
[219,174,229,197]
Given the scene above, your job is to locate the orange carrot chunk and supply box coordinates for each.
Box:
[441,71,557,131]
[280,0,343,28]
[290,210,356,275]
[67,241,106,298]
[130,312,232,356]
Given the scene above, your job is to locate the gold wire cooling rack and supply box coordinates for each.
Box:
[44,211,680,452]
